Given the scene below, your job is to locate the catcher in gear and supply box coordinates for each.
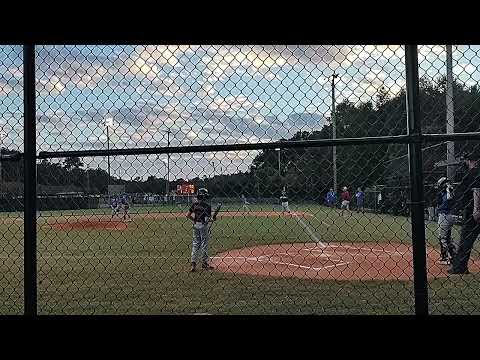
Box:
[187,188,217,272]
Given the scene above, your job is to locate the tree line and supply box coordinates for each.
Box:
[1,76,479,201]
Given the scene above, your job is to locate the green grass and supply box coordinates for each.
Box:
[0,204,479,315]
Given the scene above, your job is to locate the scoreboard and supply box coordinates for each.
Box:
[176,183,195,194]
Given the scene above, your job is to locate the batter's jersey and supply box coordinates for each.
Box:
[189,201,212,224]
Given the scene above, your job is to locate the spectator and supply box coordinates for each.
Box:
[355,187,365,213]
[340,186,352,216]
[326,188,337,208]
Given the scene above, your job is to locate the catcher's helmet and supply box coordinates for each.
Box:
[197,188,209,201]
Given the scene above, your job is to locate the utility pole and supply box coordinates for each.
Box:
[446,45,455,180]
[167,129,170,195]
[275,148,281,177]
[105,117,113,193]
[0,132,5,196]
[161,129,171,197]
[331,72,339,191]
[86,168,90,194]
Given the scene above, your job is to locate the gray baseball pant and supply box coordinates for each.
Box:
[191,223,210,265]
[438,213,455,259]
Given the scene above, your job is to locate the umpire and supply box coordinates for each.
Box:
[449,149,480,275]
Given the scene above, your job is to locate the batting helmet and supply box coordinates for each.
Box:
[197,188,209,201]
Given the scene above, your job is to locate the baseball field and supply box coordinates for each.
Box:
[0,203,479,315]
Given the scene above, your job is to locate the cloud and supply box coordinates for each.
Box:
[37,76,65,95]
[128,45,196,76]
[208,94,262,114]
[0,66,23,96]
[0,83,13,96]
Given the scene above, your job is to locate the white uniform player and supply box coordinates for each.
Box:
[241,194,250,211]
[111,197,120,218]
[280,189,290,214]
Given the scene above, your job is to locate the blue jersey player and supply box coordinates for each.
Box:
[111,197,120,218]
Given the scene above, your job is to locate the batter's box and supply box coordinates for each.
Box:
[259,253,350,271]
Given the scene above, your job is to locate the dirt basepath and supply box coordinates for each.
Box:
[40,211,312,230]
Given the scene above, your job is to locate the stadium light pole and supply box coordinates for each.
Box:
[331,72,339,192]
[105,117,113,191]
[161,129,171,195]
[446,45,455,180]
[162,158,168,195]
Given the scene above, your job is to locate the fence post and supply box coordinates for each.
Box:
[405,45,429,316]
[24,44,37,316]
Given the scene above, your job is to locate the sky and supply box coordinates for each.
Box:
[0,45,479,181]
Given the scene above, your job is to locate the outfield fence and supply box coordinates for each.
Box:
[1,45,480,315]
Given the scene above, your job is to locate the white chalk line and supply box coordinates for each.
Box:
[258,253,350,271]
[290,210,327,248]
[275,251,344,262]
[299,248,406,260]
[310,213,334,227]
[211,243,411,273]
[327,244,408,255]
[211,253,351,272]
[262,259,349,272]
[0,245,407,262]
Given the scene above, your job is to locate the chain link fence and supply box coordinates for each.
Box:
[1,45,480,314]
[0,45,24,314]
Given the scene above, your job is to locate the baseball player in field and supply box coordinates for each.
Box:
[280,188,290,214]
[241,194,250,211]
[121,195,131,221]
[340,186,352,216]
[187,188,216,272]
[355,187,365,213]
[111,197,120,218]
